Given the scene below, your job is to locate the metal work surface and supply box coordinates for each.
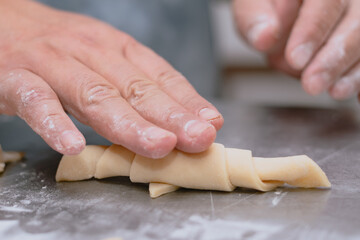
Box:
[0,101,360,239]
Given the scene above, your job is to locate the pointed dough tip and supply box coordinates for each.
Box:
[149,182,179,198]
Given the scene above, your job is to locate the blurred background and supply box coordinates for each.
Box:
[37,0,357,108]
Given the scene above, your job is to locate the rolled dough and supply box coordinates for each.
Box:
[56,143,331,198]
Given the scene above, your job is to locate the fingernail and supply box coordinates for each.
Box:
[184,120,213,139]
[305,72,331,95]
[247,16,278,45]
[199,108,221,121]
[60,130,85,151]
[143,127,172,141]
[290,42,314,70]
[332,77,354,99]
[248,21,269,45]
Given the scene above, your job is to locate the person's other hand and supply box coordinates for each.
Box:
[0,0,223,158]
[233,0,360,100]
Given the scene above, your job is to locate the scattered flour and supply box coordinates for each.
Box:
[170,215,283,240]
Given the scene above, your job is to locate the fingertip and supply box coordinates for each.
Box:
[193,123,217,152]
[302,72,331,96]
[58,130,86,155]
[178,120,216,153]
[247,16,280,52]
[286,42,315,70]
[210,115,224,131]
[140,127,177,159]
[198,107,224,131]
[302,80,322,96]
[328,79,354,100]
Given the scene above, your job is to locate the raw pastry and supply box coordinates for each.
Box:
[56,143,331,198]
[0,145,24,173]
[56,145,107,181]
[149,183,180,198]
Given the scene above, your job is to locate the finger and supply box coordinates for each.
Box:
[0,69,85,155]
[269,0,302,52]
[260,0,301,76]
[286,0,348,70]
[233,0,280,51]
[328,62,360,100]
[72,47,216,153]
[29,54,177,159]
[267,52,302,78]
[122,37,224,131]
[302,1,360,95]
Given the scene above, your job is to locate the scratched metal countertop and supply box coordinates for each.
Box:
[0,101,360,240]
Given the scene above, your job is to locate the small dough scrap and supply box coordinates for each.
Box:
[130,143,235,191]
[149,183,180,198]
[95,144,135,179]
[56,145,106,181]
[0,145,24,173]
[0,163,5,173]
[2,151,25,163]
[0,145,3,164]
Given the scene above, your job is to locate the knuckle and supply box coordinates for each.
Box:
[69,30,100,49]
[31,30,97,60]
[15,88,57,120]
[17,87,54,108]
[0,69,53,115]
[80,82,121,108]
[0,44,38,70]
[180,92,199,107]
[121,34,139,56]
[164,107,186,124]
[122,78,158,105]
[31,39,68,62]
[156,70,186,87]
[32,33,61,51]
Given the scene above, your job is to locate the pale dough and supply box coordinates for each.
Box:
[56,143,331,198]
[56,145,106,181]
[149,183,180,198]
[95,144,134,179]
[0,145,24,173]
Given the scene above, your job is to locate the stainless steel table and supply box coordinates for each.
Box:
[1,101,360,240]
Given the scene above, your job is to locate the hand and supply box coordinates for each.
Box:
[0,0,223,158]
[233,0,360,100]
